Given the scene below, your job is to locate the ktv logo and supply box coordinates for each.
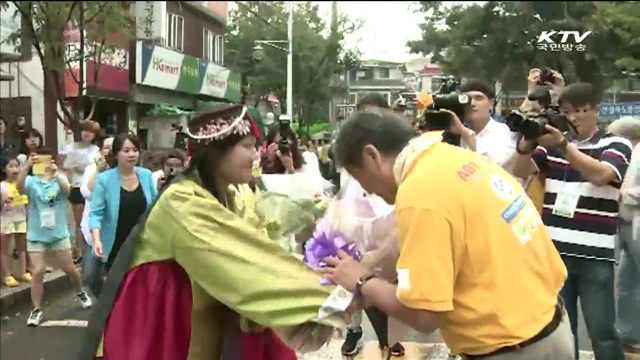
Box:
[535,30,592,52]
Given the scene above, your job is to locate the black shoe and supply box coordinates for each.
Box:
[389,342,405,357]
[341,327,363,356]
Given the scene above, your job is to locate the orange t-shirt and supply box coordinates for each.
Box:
[394,141,567,356]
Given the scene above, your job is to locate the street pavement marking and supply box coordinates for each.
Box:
[39,320,88,328]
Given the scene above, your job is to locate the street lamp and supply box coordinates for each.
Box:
[252,2,294,118]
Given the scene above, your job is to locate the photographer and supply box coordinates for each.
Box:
[445,80,518,173]
[513,82,633,360]
[152,149,186,191]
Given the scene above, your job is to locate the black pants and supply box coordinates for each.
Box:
[364,306,389,346]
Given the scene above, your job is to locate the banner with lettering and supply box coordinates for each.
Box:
[136,41,241,103]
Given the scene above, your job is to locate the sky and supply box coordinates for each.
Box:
[228,1,483,63]
[316,1,425,63]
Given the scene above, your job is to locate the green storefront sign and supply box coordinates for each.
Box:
[137,42,242,103]
[176,56,200,94]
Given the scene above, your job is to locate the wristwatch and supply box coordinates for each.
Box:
[355,273,376,296]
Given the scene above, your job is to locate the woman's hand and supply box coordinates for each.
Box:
[27,153,37,168]
[267,142,278,159]
[276,150,295,173]
[93,240,104,259]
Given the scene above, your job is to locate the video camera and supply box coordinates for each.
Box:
[505,88,575,141]
[278,114,292,156]
[419,77,469,132]
[417,77,469,146]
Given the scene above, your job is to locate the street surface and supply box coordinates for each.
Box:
[1,289,595,360]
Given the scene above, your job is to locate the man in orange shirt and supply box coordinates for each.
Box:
[322,108,574,359]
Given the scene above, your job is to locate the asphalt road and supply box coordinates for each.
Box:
[0,289,595,360]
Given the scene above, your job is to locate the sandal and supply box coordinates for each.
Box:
[3,275,19,287]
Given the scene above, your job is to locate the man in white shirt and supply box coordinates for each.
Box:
[448,80,519,173]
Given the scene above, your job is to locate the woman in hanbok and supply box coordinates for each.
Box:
[80,104,346,360]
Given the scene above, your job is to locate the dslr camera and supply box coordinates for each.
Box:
[537,68,556,86]
[505,89,575,141]
[278,114,292,156]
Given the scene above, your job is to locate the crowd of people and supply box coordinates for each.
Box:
[0,65,638,360]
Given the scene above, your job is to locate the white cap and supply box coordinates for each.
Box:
[265,112,275,125]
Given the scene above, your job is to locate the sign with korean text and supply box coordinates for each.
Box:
[598,102,640,119]
[136,41,241,102]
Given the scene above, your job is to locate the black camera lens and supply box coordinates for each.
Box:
[538,68,555,85]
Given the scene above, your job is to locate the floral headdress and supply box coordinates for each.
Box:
[186,104,261,145]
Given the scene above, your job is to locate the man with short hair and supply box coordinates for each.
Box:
[513,82,631,360]
[450,80,518,173]
[324,108,573,359]
[339,92,405,357]
[153,149,186,191]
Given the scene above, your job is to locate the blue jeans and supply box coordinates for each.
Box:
[81,242,105,298]
[560,256,625,360]
[617,221,640,346]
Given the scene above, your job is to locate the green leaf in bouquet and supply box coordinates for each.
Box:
[254,192,326,240]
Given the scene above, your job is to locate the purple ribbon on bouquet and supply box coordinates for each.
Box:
[304,219,362,285]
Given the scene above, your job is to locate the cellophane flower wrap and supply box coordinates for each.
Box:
[305,193,401,283]
[255,173,333,253]
[231,178,344,350]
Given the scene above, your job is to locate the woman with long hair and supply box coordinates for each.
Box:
[80,105,347,360]
[17,128,44,167]
[260,124,306,175]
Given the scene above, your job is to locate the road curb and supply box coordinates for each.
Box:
[0,270,75,314]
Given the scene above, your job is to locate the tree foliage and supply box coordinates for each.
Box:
[226,1,362,124]
[408,1,640,93]
[0,1,135,129]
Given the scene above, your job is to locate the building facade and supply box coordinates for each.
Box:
[1,1,240,153]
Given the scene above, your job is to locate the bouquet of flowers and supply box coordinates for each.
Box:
[255,173,332,253]
[304,193,401,284]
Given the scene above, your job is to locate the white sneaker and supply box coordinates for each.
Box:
[27,309,43,327]
[77,291,93,309]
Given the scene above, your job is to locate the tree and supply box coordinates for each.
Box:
[407,1,640,94]
[1,1,135,134]
[226,1,362,127]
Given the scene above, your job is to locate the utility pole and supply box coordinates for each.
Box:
[286,2,293,118]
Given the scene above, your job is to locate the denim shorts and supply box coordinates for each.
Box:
[27,238,72,253]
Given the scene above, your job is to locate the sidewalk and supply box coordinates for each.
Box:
[0,269,73,314]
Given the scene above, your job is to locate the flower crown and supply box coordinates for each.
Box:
[186,106,258,144]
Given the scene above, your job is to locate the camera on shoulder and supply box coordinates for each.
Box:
[416,76,468,146]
